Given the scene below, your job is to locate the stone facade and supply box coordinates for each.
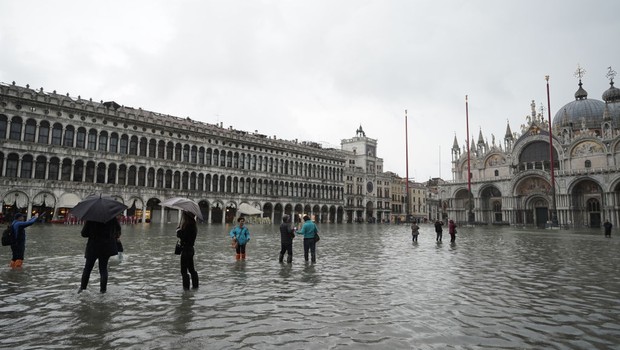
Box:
[0,82,349,224]
[441,70,620,228]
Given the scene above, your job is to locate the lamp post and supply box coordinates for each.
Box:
[545,75,558,226]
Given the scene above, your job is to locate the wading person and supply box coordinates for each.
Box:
[78,218,121,293]
[279,215,296,263]
[434,220,443,242]
[448,219,457,243]
[296,215,319,263]
[230,217,250,260]
[604,220,612,238]
[10,213,40,268]
[177,211,199,290]
[411,221,420,242]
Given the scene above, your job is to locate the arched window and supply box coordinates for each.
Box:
[109,133,119,153]
[38,121,50,144]
[494,170,499,176]
[35,156,47,179]
[9,117,22,140]
[129,136,138,155]
[87,129,97,150]
[120,135,129,154]
[20,155,33,178]
[61,158,72,181]
[76,127,86,148]
[51,123,62,145]
[6,154,19,177]
[49,157,60,180]
[96,163,106,183]
[0,115,7,139]
[99,131,108,152]
[63,125,75,147]
[585,160,591,168]
[24,119,36,142]
[127,166,137,186]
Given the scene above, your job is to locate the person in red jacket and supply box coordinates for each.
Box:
[448,219,457,243]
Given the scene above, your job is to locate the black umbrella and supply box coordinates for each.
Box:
[71,194,128,223]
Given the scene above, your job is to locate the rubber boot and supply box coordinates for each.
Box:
[15,259,23,268]
[100,276,108,293]
[9,260,15,268]
[286,254,292,264]
[241,253,246,260]
[279,253,285,263]
[235,253,241,261]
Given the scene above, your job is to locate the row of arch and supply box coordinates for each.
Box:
[0,152,344,200]
[0,115,344,181]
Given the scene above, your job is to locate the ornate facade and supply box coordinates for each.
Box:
[0,82,348,224]
[442,67,620,228]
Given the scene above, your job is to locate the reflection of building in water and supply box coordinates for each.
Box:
[441,66,620,228]
[0,81,352,224]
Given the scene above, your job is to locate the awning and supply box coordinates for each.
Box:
[3,192,29,209]
[57,193,81,208]
[32,193,57,207]
[238,203,263,215]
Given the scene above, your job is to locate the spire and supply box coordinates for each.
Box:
[504,121,513,140]
[477,128,485,145]
[452,134,459,150]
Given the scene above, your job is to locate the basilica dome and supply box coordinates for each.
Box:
[553,80,605,130]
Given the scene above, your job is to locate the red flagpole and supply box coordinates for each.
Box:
[546,76,558,226]
[466,95,472,223]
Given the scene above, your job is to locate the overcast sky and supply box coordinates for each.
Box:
[1,1,618,182]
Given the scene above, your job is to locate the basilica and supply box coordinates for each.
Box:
[442,67,620,228]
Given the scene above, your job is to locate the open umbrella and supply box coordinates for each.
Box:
[160,197,203,221]
[71,194,128,223]
[238,203,263,215]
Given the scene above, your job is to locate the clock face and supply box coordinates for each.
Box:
[366,181,374,193]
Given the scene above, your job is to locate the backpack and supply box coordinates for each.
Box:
[1,225,14,246]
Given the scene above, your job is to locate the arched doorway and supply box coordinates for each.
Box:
[480,186,502,223]
[571,179,603,228]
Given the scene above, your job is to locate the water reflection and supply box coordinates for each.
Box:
[0,223,619,348]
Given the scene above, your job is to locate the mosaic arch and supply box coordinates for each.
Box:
[569,178,603,228]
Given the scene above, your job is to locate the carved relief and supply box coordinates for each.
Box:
[486,154,505,167]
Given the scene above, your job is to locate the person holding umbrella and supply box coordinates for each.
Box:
[176,211,199,290]
[229,217,250,260]
[72,194,127,294]
[78,218,121,293]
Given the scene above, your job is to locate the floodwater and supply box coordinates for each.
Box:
[0,222,619,349]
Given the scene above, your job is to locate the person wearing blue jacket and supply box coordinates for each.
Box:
[10,213,40,269]
[230,217,250,260]
[296,215,319,263]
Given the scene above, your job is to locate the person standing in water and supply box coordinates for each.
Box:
[411,221,420,242]
[296,215,319,263]
[434,220,443,242]
[448,219,457,243]
[230,217,250,260]
[279,215,296,263]
[10,213,40,269]
[603,220,612,238]
[78,218,120,293]
[177,211,199,290]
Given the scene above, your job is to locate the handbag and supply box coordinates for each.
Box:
[314,233,320,243]
[231,238,238,249]
[174,240,183,255]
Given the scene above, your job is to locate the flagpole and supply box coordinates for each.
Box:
[466,95,473,224]
[546,76,558,226]
[405,110,410,222]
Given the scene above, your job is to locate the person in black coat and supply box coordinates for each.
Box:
[78,218,120,293]
[177,211,199,290]
[279,215,295,263]
[434,220,443,242]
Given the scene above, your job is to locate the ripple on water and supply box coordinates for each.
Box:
[0,223,619,349]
